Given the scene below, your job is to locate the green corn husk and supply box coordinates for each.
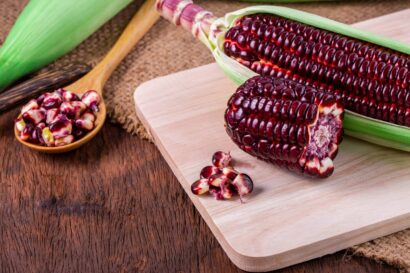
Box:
[0,0,133,91]
[157,1,410,152]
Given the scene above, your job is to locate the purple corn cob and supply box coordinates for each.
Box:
[223,14,410,126]
[225,76,344,178]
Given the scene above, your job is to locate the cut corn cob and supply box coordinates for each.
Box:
[156,0,410,152]
[226,75,344,177]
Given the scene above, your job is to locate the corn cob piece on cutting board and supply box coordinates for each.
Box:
[134,8,410,272]
[225,76,345,178]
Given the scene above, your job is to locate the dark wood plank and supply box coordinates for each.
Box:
[0,64,90,113]
[0,108,398,273]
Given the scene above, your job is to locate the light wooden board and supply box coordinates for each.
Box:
[134,9,410,272]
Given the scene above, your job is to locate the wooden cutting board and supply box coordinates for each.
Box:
[134,9,410,272]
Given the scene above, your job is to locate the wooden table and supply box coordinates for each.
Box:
[0,108,398,273]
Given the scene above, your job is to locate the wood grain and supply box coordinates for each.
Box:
[134,9,410,272]
[0,63,90,113]
[0,104,398,273]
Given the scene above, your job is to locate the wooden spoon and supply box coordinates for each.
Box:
[15,0,159,153]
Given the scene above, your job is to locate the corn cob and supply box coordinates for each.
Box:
[226,75,344,177]
[223,14,410,127]
[156,0,410,152]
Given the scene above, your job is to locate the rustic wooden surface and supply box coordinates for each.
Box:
[0,107,399,273]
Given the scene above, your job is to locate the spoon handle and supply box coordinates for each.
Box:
[0,63,90,113]
[68,0,159,93]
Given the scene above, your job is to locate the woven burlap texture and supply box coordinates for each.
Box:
[2,0,410,271]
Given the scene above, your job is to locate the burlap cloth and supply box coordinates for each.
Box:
[2,0,410,271]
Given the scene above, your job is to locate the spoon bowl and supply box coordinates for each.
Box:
[14,0,159,153]
[14,95,107,153]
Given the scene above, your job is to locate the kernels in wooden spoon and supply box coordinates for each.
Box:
[20,124,34,141]
[41,127,54,147]
[16,89,101,147]
[55,135,75,147]
[72,127,86,139]
[21,99,39,115]
[46,108,60,124]
[59,102,75,118]
[82,112,96,122]
[36,94,46,105]
[71,101,87,119]
[75,112,95,131]
[32,123,46,145]
[60,101,86,119]
[81,90,100,112]
[49,116,72,139]
[42,92,63,109]
[22,108,46,125]
[15,118,26,132]
[60,89,80,102]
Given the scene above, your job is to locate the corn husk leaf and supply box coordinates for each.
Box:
[0,0,133,90]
